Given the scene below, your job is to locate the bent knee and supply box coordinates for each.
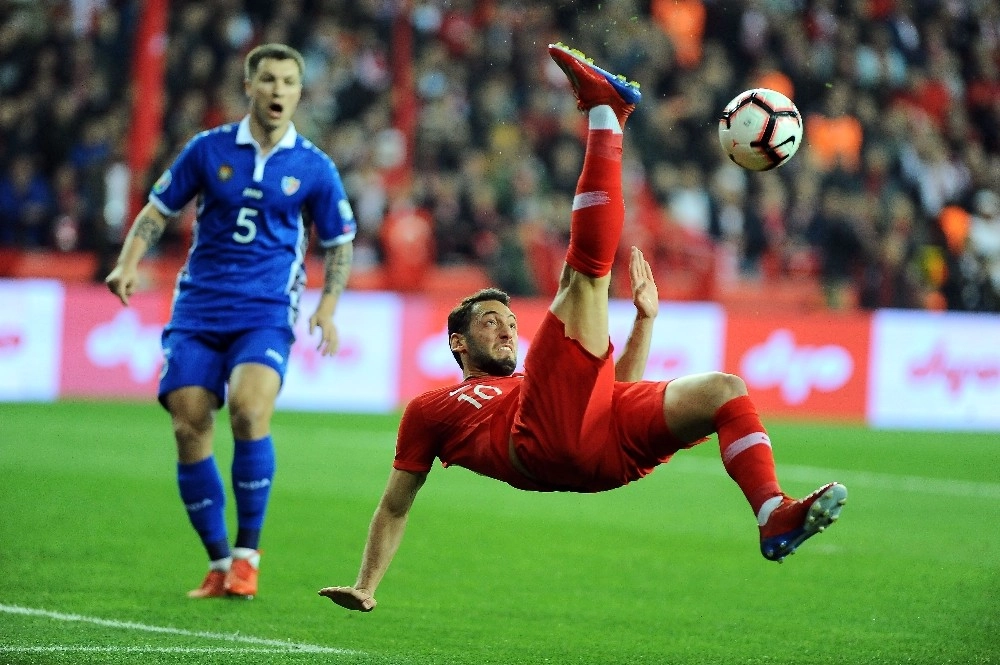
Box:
[663,372,748,440]
[227,398,274,438]
[670,371,746,404]
[166,391,215,440]
[706,372,748,403]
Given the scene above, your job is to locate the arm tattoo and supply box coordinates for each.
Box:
[133,213,164,248]
[323,242,353,297]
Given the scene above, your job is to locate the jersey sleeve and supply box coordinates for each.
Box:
[393,398,437,473]
[148,133,204,215]
[308,154,357,248]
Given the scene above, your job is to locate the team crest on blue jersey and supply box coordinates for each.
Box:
[152,170,172,194]
[281,176,301,196]
[218,165,234,181]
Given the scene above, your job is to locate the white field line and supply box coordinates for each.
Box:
[672,457,1000,500]
[0,604,360,656]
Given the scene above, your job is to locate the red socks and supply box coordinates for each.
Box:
[565,125,624,278]
[715,395,782,513]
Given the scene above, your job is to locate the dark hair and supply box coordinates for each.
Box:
[244,43,305,80]
[447,288,511,367]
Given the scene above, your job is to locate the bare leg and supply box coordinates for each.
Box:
[166,386,218,463]
[661,372,748,443]
[227,362,280,441]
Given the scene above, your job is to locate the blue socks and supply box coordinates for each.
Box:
[231,435,275,551]
[177,456,230,561]
[177,436,275,560]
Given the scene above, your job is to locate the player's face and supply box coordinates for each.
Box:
[246,57,302,136]
[460,300,518,376]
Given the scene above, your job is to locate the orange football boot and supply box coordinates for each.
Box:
[225,553,260,599]
[187,570,227,599]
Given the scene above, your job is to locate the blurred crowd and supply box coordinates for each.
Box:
[1,0,999,311]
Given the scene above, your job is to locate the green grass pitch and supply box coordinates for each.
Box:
[1,400,998,664]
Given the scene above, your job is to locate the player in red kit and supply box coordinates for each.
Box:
[319,43,847,613]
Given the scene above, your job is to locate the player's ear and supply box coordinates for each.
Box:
[449,332,465,354]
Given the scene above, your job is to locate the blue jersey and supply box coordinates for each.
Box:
[149,117,356,332]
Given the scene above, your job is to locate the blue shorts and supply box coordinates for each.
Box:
[158,327,295,409]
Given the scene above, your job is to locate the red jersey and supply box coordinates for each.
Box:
[393,313,690,493]
[393,374,546,491]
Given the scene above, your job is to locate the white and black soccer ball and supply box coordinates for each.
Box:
[718,88,803,171]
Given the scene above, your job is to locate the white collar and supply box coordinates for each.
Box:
[235,116,298,150]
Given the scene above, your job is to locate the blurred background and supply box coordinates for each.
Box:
[2,0,998,312]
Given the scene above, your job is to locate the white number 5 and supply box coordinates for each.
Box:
[234,207,258,243]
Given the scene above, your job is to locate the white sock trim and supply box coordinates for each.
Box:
[588,105,621,133]
[232,547,260,568]
[721,432,771,465]
[757,495,784,527]
[209,556,232,572]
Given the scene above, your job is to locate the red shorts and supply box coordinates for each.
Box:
[511,311,689,492]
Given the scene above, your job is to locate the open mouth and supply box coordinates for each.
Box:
[267,102,283,119]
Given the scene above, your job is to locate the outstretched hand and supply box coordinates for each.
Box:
[628,246,658,320]
[318,586,377,612]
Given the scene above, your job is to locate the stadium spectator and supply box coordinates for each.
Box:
[319,45,847,613]
[955,188,1000,311]
[4,1,1000,312]
[104,43,356,600]
[805,85,864,174]
[650,0,706,70]
[0,154,56,247]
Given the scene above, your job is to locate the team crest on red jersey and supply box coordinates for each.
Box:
[281,176,301,195]
[218,165,234,181]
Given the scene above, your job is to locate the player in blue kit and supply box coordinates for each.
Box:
[105,43,356,599]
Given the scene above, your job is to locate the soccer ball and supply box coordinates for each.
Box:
[718,88,803,171]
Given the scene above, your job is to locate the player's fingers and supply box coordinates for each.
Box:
[316,326,331,353]
[318,587,376,612]
[113,281,131,306]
